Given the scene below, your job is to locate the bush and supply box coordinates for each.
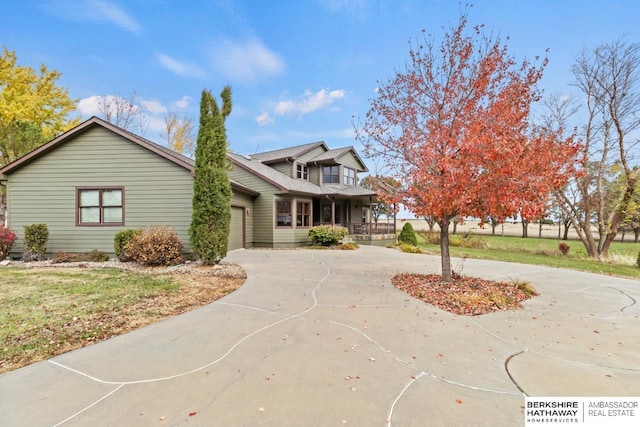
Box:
[308,225,348,246]
[339,242,359,250]
[23,224,48,261]
[558,242,570,256]
[0,225,17,260]
[114,228,142,261]
[420,231,441,245]
[125,225,184,266]
[398,222,418,246]
[458,233,487,249]
[636,251,640,269]
[400,243,422,254]
[52,250,109,263]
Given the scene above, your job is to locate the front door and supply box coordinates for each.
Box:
[321,203,341,225]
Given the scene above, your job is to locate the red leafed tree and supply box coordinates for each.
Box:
[355,11,581,282]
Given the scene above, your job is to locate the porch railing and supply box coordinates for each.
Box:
[313,222,396,235]
[347,222,396,235]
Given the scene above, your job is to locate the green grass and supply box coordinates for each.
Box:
[416,233,640,279]
[0,268,179,373]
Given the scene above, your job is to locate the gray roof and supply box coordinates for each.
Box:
[311,147,353,163]
[250,142,327,163]
[228,153,375,198]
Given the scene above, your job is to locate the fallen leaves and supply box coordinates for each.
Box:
[391,274,537,315]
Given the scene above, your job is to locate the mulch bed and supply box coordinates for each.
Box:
[391,273,538,316]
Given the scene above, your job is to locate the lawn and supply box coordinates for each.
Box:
[415,232,640,279]
[0,265,244,374]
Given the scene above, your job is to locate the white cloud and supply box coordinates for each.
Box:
[157,54,206,78]
[209,37,286,83]
[45,0,142,34]
[255,111,274,126]
[275,89,346,116]
[172,96,192,110]
[76,95,103,116]
[88,0,141,33]
[139,99,167,114]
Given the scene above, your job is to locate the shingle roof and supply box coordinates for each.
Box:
[228,152,375,198]
[250,141,327,163]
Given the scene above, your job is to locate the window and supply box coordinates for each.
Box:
[323,165,340,184]
[77,187,124,226]
[296,201,311,227]
[321,204,341,225]
[296,164,308,180]
[344,167,356,186]
[276,200,292,227]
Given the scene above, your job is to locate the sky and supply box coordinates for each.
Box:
[2,0,640,163]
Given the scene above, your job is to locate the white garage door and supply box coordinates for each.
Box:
[229,207,245,250]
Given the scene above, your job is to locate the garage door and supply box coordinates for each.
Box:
[229,207,245,250]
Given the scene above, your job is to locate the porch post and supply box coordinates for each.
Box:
[331,200,335,226]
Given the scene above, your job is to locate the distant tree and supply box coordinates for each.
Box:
[0,47,78,167]
[189,87,232,264]
[97,91,149,135]
[355,10,581,282]
[359,175,400,222]
[161,112,195,155]
[553,39,640,259]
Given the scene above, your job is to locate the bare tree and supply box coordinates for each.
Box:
[554,39,640,259]
[98,91,149,135]
[161,112,195,155]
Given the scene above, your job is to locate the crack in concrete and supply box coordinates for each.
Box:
[606,286,637,316]
[504,350,528,396]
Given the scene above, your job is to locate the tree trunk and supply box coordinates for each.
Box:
[562,220,571,241]
[634,227,639,243]
[599,178,638,258]
[538,220,543,238]
[521,220,528,238]
[452,219,458,235]
[438,217,452,283]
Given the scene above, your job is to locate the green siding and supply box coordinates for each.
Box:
[6,126,194,255]
[338,152,365,171]
[297,146,327,163]
[299,147,327,186]
[228,163,278,247]
[231,191,254,248]
[270,162,292,177]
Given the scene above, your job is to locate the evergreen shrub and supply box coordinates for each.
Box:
[23,223,48,260]
[398,222,418,246]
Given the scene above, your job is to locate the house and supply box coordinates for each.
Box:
[0,116,394,257]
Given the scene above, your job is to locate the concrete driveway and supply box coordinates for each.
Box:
[1,246,639,426]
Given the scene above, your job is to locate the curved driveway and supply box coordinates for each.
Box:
[1,246,639,426]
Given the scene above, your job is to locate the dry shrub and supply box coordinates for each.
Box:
[400,243,422,253]
[558,242,570,256]
[339,242,359,250]
[52,250,109,263]
[126,225,184,266]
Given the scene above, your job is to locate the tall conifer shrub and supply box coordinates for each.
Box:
[189,87,232,264]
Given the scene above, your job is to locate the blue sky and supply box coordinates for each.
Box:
[2,0,639,161]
